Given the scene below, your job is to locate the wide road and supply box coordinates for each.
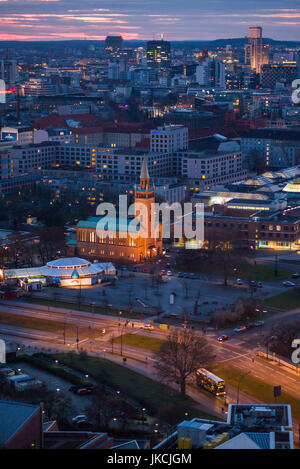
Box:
[1,299,300,402]
[1,306,300,442]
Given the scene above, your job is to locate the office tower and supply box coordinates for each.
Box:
[105,36,123,58]
[146,40,171,70]
[0,59,18,85]
[196,58,225,90]
[245,26,269,72]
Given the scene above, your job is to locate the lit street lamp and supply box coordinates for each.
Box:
[237,371,251,404]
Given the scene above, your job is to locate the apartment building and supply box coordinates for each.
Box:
[150,125,188,153]
[242,128,300,169]
[178,140,247,190]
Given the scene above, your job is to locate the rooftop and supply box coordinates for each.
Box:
[243,128,300,141]
[0,400,41,446]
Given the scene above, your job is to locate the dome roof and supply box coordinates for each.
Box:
[46,257,90,269]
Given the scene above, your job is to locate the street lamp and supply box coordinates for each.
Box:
[237,371,251,404]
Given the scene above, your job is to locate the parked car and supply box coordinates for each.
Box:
[72,415,87,424]
[167,270,173,276]
[283,281,295,287]
[257,281,263,288]
[234,325,247,332]
[292,273,300,278]
[218,335,229,342]
[166,263,171,268]
[177,272,183,278]
[250,280,257,287]
[236,278,243,285]
[183,273,189,278]
[160,270,166,275]
[143,268,149,273]
[254,320,265,327]
[189,273,196,279]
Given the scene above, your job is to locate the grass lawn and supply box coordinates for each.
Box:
[52,352,217,423]
[0,310,92,338]
[24,297,146,319]
[176,261,293,282]
[264,290,300,311]
[0,310,67,334]
[114,334,166,352]
[210,362,300,420]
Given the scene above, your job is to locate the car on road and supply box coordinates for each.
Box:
[283,281,296,287]
[234,325,247,333]
[292,273,300,278]
[167,270,173,276]
[77,388,92,395]
[254,320,265,327]
[257,281,263,288]
[143,268,149,273]
[236,278,243,285]
[218,335,229,342]
[189,273,196,279]
[72,415,87,424]
[183,273,189,278]
[177,272,183,278]
[142,324,154,330]
[160,269,166,275]
[166,263,171,268]
[250,280,257,287]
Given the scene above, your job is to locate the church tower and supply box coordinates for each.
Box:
[134,155,155,211]
[134,156,161,258]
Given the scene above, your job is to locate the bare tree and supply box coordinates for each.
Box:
[154,329,215,397]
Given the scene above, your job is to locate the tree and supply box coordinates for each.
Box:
[204,230,253,286]
[154,329,215,397]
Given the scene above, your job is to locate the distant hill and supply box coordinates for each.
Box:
[0,38,299,50]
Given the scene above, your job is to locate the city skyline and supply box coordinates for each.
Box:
[0,0,299,41]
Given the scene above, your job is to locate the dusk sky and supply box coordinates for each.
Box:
[0,0,299,41]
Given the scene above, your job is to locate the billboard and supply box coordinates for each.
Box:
[1,131,17,141]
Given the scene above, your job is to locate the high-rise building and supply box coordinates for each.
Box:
[245,26,269,72]
[196,58,225,90]
[105,36,123,58]
[0,59,18,85]
[146,40,171,70]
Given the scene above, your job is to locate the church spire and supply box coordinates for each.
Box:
[140,155,150,189]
